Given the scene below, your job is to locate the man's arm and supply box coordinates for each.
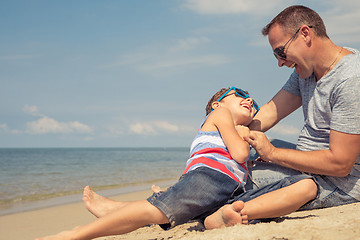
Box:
[246,130,360,177]
[249,89,302,132]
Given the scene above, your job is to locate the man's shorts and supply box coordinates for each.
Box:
[245,160,357,210]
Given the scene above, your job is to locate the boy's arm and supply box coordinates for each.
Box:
[206,108,250,164]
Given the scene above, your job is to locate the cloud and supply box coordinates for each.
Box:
[130,122,156,135]
[138,55,229,71]
[0,123,21,134]
[23,105,92,135]
[269,124,300,136]
[103,53,229,72]
[321,3,360,44]
[0,54,37,61]
[169,37,211,52]
[23,104,43,117]
[181,0,288,15]
[153,121,180,132]
[129,121,180,135]
[100,36,228,72]
[0,123,10,134]
[26,116,92,134]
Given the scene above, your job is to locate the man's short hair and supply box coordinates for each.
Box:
[262,5,329,39]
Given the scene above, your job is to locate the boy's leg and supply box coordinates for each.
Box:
[204,178,317,229]
[203,201,249,230]
[83,185,167,218]
[36,200,169,240]
[83,186,127,218]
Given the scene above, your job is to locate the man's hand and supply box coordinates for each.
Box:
[244,131,276,162]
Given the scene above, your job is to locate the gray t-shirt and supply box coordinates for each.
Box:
[282,47,360,201]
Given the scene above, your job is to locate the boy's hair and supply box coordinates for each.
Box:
[205,88,230,115]
[262,5,329,39]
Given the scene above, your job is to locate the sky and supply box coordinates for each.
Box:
[1,0,360,148]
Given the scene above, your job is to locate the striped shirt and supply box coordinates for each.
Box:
[184,116,248,185]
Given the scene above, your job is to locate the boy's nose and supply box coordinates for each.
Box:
[244,97,254,106]
[246,97,253,104]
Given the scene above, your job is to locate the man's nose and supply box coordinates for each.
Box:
[278,58,286,67]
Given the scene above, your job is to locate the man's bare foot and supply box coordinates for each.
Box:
[83,186,126,218]
[204,201,248,230]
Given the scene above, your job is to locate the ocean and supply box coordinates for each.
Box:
[0,147,189,215]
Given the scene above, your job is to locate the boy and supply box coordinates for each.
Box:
[36,87,317,240]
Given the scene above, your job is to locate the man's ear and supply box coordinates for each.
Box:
[301,25,312,45]
[212,101,221,110]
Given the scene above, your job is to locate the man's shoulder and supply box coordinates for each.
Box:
[327,47,360,89]
[338,47,360,77]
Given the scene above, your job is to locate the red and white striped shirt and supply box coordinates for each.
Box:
[184,117,248,185]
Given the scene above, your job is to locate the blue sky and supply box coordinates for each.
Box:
[1,0,360,148]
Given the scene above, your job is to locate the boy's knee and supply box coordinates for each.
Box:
[143,201,170,224]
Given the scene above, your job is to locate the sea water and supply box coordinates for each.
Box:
[0,147,189,215]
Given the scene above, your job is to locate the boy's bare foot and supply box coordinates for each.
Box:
[204,201,248,230]
[151,184,164,193]
[35,226,80,240]
[83,186,126,218]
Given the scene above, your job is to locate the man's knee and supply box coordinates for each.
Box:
[297,179,318,200]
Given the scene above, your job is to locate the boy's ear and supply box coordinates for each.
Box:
[212,101,221,110]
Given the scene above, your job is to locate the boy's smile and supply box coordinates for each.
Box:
[240,102,252,111]
[219,91,255,125]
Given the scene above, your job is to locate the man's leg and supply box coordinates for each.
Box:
[246,139,301,190]
[244,178,317,219]
[299,175,358,210]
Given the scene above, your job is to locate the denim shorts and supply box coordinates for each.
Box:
[230,173,316,206]
[147,167,244,230]
[245,160,358,210]
[246,139,358,210]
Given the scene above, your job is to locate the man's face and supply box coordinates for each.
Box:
[268,24,313,79]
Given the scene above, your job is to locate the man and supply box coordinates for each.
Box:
[204,5,360,228]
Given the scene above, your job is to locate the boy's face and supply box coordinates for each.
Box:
[219,90,255,126]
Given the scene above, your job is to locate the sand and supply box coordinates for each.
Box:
[1,189,359,240]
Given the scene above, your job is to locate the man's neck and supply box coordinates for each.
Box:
[313,39,341,80]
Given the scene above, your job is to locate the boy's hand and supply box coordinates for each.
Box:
[235,125,250,139]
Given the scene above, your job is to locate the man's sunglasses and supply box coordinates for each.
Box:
[273,26,312,60]
[217,87,260,116]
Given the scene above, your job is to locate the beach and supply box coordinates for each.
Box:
[1,189,359,240]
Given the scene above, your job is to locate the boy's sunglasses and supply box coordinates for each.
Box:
[217,87,260,116]
[273,26,312,60]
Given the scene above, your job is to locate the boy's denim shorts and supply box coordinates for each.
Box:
[147,167,244,230]
[147,167,316,229]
